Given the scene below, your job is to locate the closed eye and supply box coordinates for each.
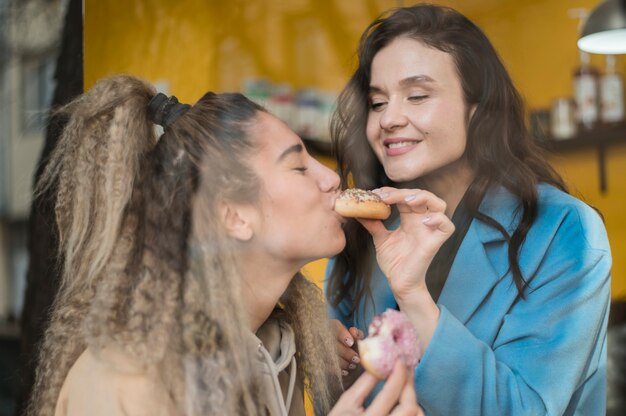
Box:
[409,95,428,102]
[370,101,386,111]
[294,167,308,173]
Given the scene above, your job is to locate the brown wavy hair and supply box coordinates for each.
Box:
[327,4,568,314]
[28,75,342,415]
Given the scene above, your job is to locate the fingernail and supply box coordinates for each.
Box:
[351,356,360,363]
[344,337,354,347]
[422,215,432,224]
[349,363,356,370]
[405,194,417,202]
[342,370,349,376]
[372,189,389,198]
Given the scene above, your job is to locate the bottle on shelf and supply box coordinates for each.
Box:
[573,50,600,130]
[550,97,577,140]
[600,55,625,125]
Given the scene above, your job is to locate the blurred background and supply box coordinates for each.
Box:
[0,0,624,415]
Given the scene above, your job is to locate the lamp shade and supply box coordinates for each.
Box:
[578,0,626,54]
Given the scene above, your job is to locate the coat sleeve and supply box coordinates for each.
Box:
[414,205,611,415]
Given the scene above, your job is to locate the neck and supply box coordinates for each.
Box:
[238,250,299,333]
[403,158,475,218]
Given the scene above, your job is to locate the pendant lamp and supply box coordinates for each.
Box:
[578,0,626,54]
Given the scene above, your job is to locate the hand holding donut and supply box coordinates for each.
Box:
[329,361,424,416]
[333,319,364,385]
[334,187,453,353]
[358,309,421,380]
[354,187,454,300]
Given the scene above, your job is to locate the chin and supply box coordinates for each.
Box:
[325,235,347,258]
[385,170,421,183]
[382,161,417,181]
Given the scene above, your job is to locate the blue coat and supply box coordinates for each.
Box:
[326,184,611,415]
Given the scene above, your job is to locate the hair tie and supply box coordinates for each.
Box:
[147,92,191,128]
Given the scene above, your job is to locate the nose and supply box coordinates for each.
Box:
[312,158,340,193]
[378,100,408,131]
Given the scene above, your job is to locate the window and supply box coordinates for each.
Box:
[21,52,56,132]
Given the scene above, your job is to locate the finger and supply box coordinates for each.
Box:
[334,319,356,348]
[372,186,398,196]
[390,372,420,416]
[350,326,365,340]
[390,403,422,416]
[341,371,380,405]
[375,188,447,215]
[397,369,417,407]
[422,212,455,234]
[356,217,389,237]
[403,191,447,214]
[372,187,416,208]
[338,343,360,368]
[365,361,407,415]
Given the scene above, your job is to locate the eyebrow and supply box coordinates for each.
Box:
[369,75,435,94]
[277,143,304,163]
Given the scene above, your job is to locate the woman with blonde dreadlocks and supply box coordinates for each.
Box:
[26,75,438,416]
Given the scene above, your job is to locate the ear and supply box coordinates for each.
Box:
[219,200,254,241]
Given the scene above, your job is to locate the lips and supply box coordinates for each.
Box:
[383,137,421,156]
[387,141,417,149]
[331,194,347,223]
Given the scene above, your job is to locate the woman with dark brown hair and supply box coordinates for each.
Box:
[327,4,611,415]
[26,75,436,415]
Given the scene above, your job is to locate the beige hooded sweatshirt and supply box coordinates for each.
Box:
[54,315,304,416]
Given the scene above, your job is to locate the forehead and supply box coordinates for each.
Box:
[370,37,459,85]
[247,112,303,163]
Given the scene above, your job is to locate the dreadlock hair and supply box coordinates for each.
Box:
[28,75,342,415]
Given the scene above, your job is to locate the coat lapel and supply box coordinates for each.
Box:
[438,187,521,324]
[437,225,503,324]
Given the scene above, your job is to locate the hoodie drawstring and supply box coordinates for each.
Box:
[284,356,296,414]
[259,343,297,415]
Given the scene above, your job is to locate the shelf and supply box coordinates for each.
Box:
[538,123,626,152]
[304,125,626,156]
[538,123,626,194]
[303,124,626,193]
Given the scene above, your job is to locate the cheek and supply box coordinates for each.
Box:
[412,104,439,129]
[366,116,381,149]
[442,112,469,150]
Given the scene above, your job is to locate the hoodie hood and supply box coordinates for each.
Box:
[247,312,305,416]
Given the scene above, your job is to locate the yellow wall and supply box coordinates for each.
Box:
[460,0,626,299]
[85,0,625,299]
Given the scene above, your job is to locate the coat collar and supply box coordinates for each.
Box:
[438,186,522,323]
[363,186,523,328]
[473,186,522,244]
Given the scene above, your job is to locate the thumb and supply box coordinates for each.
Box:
[333,320,356,347]
[356,218,389,240]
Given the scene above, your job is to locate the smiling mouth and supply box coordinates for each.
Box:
[385,141,419,149]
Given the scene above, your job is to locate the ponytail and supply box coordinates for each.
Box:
[36,75,156,290]
[29,75,158,416]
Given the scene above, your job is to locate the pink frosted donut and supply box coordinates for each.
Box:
[357,309,421,379]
